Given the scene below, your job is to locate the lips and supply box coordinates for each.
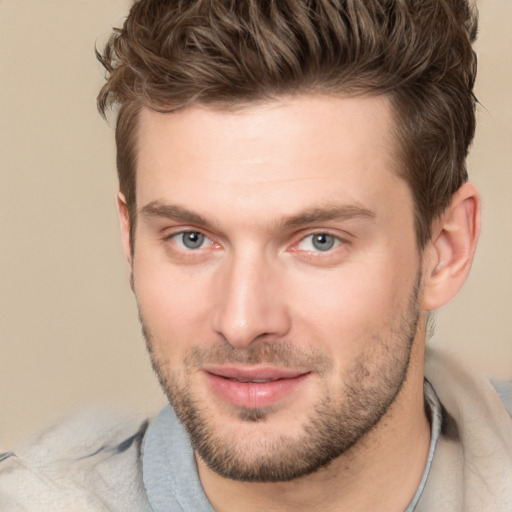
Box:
[203,366,311,409]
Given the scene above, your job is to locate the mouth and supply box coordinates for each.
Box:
[203,366,312,409]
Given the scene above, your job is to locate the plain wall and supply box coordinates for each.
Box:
[1,0,511,449]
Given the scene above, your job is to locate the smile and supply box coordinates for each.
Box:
[203,366,311,409]
[228,377,279,383]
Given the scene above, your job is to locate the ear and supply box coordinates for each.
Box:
[422,183,481,311]
[117,192,132,265]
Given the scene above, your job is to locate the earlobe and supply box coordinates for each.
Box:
[117,192,132,265]
[422,183,481,311]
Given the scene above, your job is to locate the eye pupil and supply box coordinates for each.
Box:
[182,232,204,249]
[312,234,335,251]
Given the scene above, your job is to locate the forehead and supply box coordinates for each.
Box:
[135,94,408,225]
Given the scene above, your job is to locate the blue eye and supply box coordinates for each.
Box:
[311,234,336,251]
[298,233,340,252]
[176,231,206,250]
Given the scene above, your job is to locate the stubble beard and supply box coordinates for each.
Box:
[140,277,421,483]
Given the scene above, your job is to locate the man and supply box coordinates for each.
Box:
[1,1,511,511]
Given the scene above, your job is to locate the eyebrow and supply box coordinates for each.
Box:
[281,204,375,229]
[138,200,375,231]
[139,201,215,229]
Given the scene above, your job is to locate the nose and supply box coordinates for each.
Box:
[211,250,291,349]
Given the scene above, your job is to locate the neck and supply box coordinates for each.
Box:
[197,340,431,512]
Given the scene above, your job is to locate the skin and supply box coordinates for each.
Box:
[119,94,480,511]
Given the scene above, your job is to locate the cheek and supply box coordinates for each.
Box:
[132,255,213,352]
[288,259,416,350]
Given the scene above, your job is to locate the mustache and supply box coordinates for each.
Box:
[183,341,333,373]
[140,312,332,373]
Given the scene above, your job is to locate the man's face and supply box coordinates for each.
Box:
[129,95,425,481]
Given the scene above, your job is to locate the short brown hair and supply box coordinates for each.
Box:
[97,0,478,249]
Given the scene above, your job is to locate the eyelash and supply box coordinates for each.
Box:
[164,231,216,251]
[162,229,348,258]
[294,232,345,253]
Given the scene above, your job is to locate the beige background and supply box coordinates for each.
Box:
[1,0,511,449]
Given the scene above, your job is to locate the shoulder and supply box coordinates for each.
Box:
[421,347,512,511]
[425,346,512,418]
[0,408,153,512]
[488,377,512,417]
